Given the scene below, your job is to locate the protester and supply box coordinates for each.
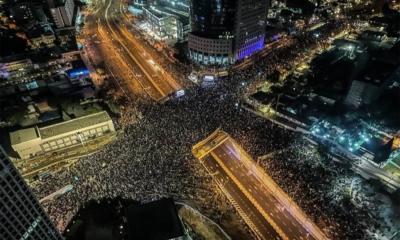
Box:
[31,18,375,239]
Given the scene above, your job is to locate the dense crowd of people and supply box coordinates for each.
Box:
[259,142,385,239]
[29,18,391,240]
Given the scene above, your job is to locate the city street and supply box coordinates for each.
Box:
[2,0,400,239]
[193,130,328,240]
[82,0,181,101]
[24,1,400,239]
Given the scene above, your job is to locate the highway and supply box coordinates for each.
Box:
[201,154,281,240]
[81,0,181,101]
[193,130,328,240]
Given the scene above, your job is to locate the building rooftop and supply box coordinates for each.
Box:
[356,60,394,86]
[143,6,166,19]
[26,25,54,39]
[10,127,40,145]
[157,6,189,25]
[64,198,188,240]
[39,111,111,139]
[126,198,185,240]
[144,5,189,25]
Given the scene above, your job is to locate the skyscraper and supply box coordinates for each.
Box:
[188,0,236,65]
[0,146,62,240]
[233,0,268,61]
[188,0,268,65]
[190,0,236,38]
[49,0,74,28]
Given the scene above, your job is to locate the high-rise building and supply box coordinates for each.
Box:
[8,1,34,22]
[233,0,268,61]
[0,146,62,240]
[49,0,74,28]
[188,0,236,65]
[188,0,268,65]
[6,0,50,27]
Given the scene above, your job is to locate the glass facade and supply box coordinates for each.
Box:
[234,0,268,61]
[190,0,237,38]
[0,147,62,240]
[189,0,268,65]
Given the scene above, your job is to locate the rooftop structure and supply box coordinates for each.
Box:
[0,52,87,97]
[6,0,50,27]
[0,58,34,81]
[40,111,112,139]
[26,25,56,49]
[9,127,40,145]
[126,198,187,240]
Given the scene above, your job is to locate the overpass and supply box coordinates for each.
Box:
[192,129,329,240]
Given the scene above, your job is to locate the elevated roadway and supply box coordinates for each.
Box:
[192,130,329,240]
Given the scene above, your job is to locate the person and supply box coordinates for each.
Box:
[30,18,379,240]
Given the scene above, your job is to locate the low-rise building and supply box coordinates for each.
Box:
[0,58,34,80]
[10,111,115,159]
[344,61,395,108]
[0,51,88,97]
[27,25,56,49]
[344,79,383,108]
[143,5,190,42]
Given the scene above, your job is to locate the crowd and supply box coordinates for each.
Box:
[232,19,351,89]
[32,81,278,234]
[259,141,384,239]
[30,17,387,240]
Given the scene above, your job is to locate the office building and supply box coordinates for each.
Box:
[143,4,190,41]
[6,0,50,28]
[188,0,237,65]
[49,0,74,28]
[188,0,268,65]
[0,146,62,240]
[10,111,116,159]
[143,6,178,39]
[8,1,34,22]
[233,0,268,61]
